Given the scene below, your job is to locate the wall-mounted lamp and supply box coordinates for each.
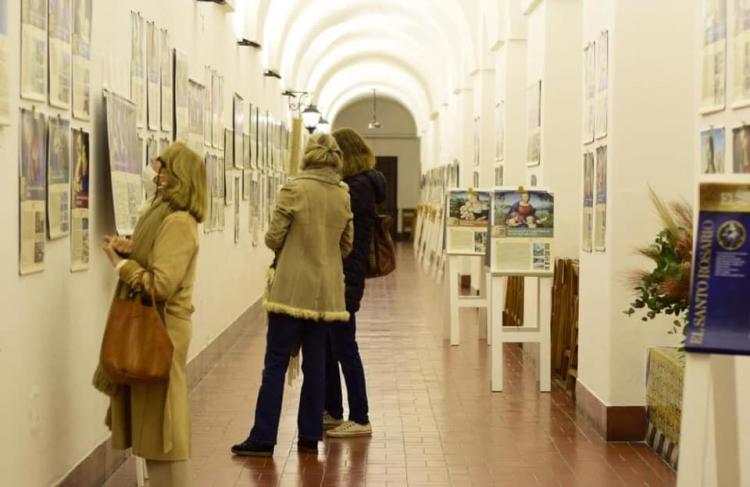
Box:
[264,69,282,80]
[316,116,331,134]
[196,0,228,4]
[282,90,310,112]
[237,39,261,48]
[302,105,321,134]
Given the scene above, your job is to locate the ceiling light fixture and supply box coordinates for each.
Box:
[368,89,381,129]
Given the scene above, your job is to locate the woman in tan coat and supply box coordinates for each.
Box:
[232,133,353,457]
[97,142,206,486]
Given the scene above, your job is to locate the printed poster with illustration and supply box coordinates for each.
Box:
[445,189,490,255]
[490,188,554,275]
[685,183,750,355]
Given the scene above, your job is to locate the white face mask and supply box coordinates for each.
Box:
[142,165,158,199]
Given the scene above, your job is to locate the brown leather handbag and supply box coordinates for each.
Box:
[366,214,397,278]
[100,286,174,384]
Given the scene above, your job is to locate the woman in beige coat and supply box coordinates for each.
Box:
[232,133,353,457]
[97,142,206,487]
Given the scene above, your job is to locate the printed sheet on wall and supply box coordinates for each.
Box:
[47,116,71,240]
[21,0,47,101]
[72,0,91,120]
[49,0,72,109]
[19,108,47,275]
[70,129,89,271]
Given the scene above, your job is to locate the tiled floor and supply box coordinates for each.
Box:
[104,247,676,487]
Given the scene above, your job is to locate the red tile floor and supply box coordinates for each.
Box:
[104,247,676,486]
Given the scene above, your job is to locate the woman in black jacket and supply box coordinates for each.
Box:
[324,128,387,437]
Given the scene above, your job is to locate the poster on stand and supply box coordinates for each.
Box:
[71,128,89,271]
[49,0,72,109]
[700,127,726,174]
[527,80,542,166]
[72,0,91,120]
[445,189,490,255]
[490,188,554,275]
[233,94,244,169]
[594,146,608,251]
[582,152,594,252]
[130,11,145,127]
[187,79,205,154]
[159,29,172,133]
[146,21,159,130]
[21,0,47,101]
[47,116,71,239]
[596,31,609,139]
[19,108,47,275]
[685,182,750,355]
[0,0,8,125]
[105,91,141,236]
[583,41,596,143]
[732,125,750,172]
[701,0,727,112]
[173,49,188,143]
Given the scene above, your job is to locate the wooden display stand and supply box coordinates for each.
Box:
[488,273,552,392]
[136,457,148,486]
[677,354,741,487]
[446,255,489,346]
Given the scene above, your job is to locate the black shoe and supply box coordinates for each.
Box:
[231,439,274,457]
[298,439,318,453]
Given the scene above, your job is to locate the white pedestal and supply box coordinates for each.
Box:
[447,255,489,346]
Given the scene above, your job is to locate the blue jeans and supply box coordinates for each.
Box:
[249,313,329,445]
[325,313,370,425]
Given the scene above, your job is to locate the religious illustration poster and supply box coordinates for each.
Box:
[21,0,48,101]
[233,94,244,169]
[594,145,608,251]
[596,31,609,139]
[733,125,750,172]
[234,175,240,243]
[19,109,47,275]
[582,152,594,252]
[583,41,596,144]
[130,11,145,127]
[105,92,141,235]
[203,66,212,147]
[701,0,727,112]
[173,49,188,143]
[187,79,205,154]
[159,29,172,133]
[685,182,750,355]
[47,116,71,239]
[70,128,89,271]
[0,0,9,125]
[490,188,554,275]
[527,80,542,166]
[72,0,91,121]
[49,0,72,109]
[701,127,726,174]
[445,189,490,255]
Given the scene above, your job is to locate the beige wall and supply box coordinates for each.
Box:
[332,97,421,210]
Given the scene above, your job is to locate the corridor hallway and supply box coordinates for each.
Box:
[104,246,675,487]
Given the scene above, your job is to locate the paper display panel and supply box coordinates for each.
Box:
[47,117,71,239]
[249,170,261,246]
[72,0,91,120]
[158,29,172,133]
[187,79,205,154]
[702,0,727,112]
[130,11,145,127]
[490,188,554,275]
[146,21,159,130]
[527,81,541,166]
[0,0,8,125]
[173,49,188,143]
[233,94,244,169]
[495,101,505,162]
[596,31,608,139]
[445,189,490,255]
[701,127,726,174]
[49,0,72,109]
[211,71,220,148]
[234,175,240,243]
[224,129,234,205]
[594,146,608,251]
[582,152,594,252]
[105,92,141,236]
[243,133,251,172]
[19,109,47,275]
[71,129,89,271]
[732,125,750,172]
[204,66,212,147]
[583,42,595,144]
[734,0,750,105]
[685,183,750,355]
[21,0,48,101]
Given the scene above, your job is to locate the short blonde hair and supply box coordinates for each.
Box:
[300,133,343,172]
[332,128,375,179]
[160,142,208,223]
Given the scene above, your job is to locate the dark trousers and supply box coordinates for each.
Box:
[325,313,370,425]
[249,313,329,445]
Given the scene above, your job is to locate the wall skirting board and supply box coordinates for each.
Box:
[575,380,648,442]
[57,298,265,487]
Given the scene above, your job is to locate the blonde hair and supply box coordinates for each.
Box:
[159,142,208,223]
[300,133,343,172]
[332,128,376,179]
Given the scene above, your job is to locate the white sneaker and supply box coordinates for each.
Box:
[323,412,343,430]
[326,420,372,438]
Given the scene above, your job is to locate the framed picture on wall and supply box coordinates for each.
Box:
[701,127,726,174]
